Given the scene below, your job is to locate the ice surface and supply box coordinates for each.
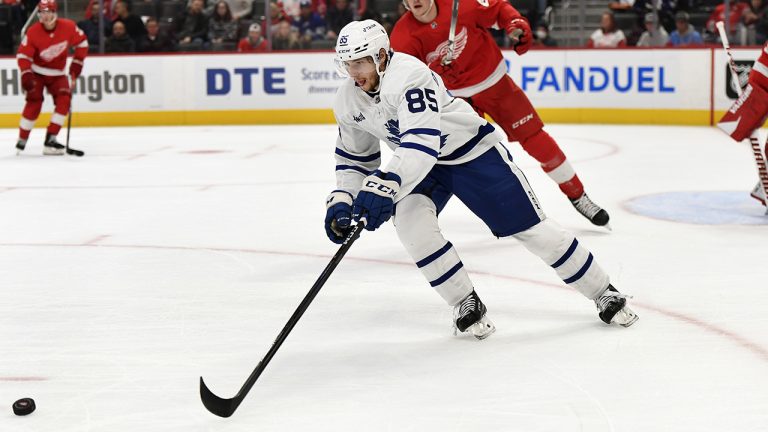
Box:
[0,124,766,431]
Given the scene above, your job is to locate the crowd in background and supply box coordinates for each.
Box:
[0,0,766,54]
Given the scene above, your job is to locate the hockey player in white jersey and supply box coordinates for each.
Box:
[324,20,638,339]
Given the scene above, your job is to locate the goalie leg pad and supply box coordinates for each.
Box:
[717,83,768,142]
[513,218,610,299]
[394,194,474,306]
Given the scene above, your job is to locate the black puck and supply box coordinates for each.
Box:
[12,398,35,416]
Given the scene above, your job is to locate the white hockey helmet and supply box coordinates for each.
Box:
[334,20,390,79]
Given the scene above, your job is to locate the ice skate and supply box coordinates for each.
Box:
[43,134,65,156]
[454,290,495,340]
[16,139,26,155]
[595,285,638,327]
[571,193,611,228]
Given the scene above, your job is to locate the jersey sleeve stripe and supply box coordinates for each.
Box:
[335,148,381,162]
[76,40,89,48]
[399,142,439,158]
[16,54,32,61]
[438,122,495,162]
[401,128,441,138]
[335,164,373,175]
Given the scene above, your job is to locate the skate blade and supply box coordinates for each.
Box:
[612,306,639,328]
[468,316,496,340]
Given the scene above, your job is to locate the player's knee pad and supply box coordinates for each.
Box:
[514,218,608,298]
[519,129,567,171]
[718,83,768,142]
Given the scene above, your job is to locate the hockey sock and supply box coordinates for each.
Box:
[46,112,67,136]
[394,194,474,306]
[513,219,609,300]
[19,101,42,140]
[520,129,585,199]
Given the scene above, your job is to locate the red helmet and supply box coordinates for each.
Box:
[38,0,58,12]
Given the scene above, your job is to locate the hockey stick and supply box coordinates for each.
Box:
[65,109,84,157]
[200,221,366,417]
[716,21,768,212]
[443,0,460,65]
[65,77,84,157]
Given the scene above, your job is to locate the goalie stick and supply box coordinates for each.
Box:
[716,21,768,213]
[200,221,366,418]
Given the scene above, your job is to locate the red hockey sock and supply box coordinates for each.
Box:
[19,101,43,140]
[520,129,585,199]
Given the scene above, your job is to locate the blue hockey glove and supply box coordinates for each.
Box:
[352,171,401,231]
[325,190,354,244]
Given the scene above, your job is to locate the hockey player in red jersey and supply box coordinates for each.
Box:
[15,0,88,155]
[390,0,610,227]
[717,42,768,206]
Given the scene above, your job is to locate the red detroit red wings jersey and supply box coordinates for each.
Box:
[390,0,521,97]
[17,19,88,76]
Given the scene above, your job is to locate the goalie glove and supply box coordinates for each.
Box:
[352,171,401,231]
[325,190,353,244]
[507,18,532,55]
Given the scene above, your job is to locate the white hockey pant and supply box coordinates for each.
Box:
[513,218,610,300]
[394,194,474,306]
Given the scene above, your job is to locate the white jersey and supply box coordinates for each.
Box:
[332,51,504,201]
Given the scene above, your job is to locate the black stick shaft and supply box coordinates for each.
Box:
[200,221,365,417]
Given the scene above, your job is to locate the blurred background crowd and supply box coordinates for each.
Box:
[0,0,765,54]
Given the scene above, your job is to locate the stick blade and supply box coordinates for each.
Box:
[200,377,239,418]
[66,148,85,157]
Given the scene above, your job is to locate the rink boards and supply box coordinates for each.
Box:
[0,47,762,127]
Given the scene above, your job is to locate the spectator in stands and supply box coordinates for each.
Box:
[226,0,254,20]
[238,22,269,51]
[587,11,627,47]
[105,20,136,52]
[325,0,353,40]
[113,1,148,43]
[138,17,175,51]
[637,12,669,47]
[78,3,113,47]
[186,0,214,16]
[742,0,768,44]
[608,0,633,11]
[292,0,326,47]
[706,0,748,43]
[85,0,117,20]
[273,19,301,49]
[208,0,238,49]
[633,0,675,32]
[177,0,208,50]
[669,11,703,46]
[533,22,557,47]
[269,1,291,34]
